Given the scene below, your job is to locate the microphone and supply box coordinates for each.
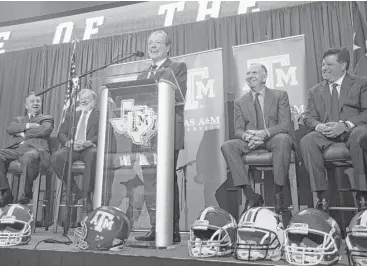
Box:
[134,50,145,57]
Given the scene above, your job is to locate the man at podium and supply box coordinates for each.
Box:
[134,30,187,243]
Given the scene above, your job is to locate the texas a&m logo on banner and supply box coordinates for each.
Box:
[232,35,308,124]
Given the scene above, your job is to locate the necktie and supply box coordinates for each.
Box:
[29,115,34,121]
[76,111,88,141]
[254,93,265,130]
[148,65,157,78]
[330,83,340,122]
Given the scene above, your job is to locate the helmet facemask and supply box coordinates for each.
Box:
[284,225,340,265]
[73,218,89,250]
[235,226,282,261]
[0,218,32,246]
[188,223,234,257]
[346,226,367,266]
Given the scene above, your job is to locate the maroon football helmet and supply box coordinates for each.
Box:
[74,206,131,250]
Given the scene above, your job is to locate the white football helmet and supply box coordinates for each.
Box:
[346,210,367,266]
[235,207,284,261]
[0,204,35,246]
[188,206,237,257]
[284,208,342,265]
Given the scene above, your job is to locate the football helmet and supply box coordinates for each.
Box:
[188,206,237,257]
[346,210,367,266]
[284,208,342,265]
[235,207,284,261]
[74,206,131,250]
[0,204,35,246]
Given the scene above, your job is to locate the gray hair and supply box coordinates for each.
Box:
[78,89,96,101]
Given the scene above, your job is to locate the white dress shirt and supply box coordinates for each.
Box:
[250,88,270,137]
[75,110,92,141]
[147,57,168,78]
[315,73,355,131]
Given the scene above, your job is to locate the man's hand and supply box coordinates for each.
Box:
[254,130,268,141]
[27,123,40,129]
[81,140,94,149]
[248,135,264,150]
[323,122,347,138]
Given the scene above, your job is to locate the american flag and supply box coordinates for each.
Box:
[58,40,79,129]
[352,2,367,76]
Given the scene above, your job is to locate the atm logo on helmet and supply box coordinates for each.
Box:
[110,99,158,147]
[90,211,115,232]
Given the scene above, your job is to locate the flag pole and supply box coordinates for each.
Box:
[63,39,80,236]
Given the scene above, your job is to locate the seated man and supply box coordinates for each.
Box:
[50,89,99,213]
[0,92,54,206]
[221,63,293,216]
[300,47,367,212]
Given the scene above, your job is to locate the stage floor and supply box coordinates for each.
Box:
[0,228,350,266]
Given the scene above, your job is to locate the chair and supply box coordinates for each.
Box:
[7,161,53,232]
[313,143,356,211]
[241,149,299,215]
[53,161,85,232]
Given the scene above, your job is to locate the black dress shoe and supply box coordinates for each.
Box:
[274,192,285,215]
[240,193,264,217]
[356,195,367,212]
[0,189,14,207]
[135,228,155,241]
[315,199,330,213]
[17,192,33,205]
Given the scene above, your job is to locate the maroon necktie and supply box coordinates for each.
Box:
[330,83,340,122]
[254,93,265,130]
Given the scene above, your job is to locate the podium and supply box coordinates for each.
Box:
[94,68,185,248]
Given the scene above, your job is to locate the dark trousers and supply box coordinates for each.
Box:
[221,133,293,187]
[360,131,367,152]
[0,143,40,191]
[300,125,367,191]
[50,146,97,193]
[143,150,180,228]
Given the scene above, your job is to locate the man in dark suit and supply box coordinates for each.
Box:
[221,63,293,216]
[0,92,54,206]
[134,30,187,243]
[50,89,99,213]
[300,47,367,212]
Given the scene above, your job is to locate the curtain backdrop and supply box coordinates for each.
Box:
[27,1,357,131]
[0,1,364,227]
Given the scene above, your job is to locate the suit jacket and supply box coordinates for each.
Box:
[137,58,187,150]
[6,114,54,167]
[234,88,292,140]
[58,109,99,147]
[303,73,367,131]
[58,108,117,153]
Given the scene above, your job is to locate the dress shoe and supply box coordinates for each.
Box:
[83,197,93,213]
[0,189,14,207]
[135,228,155,241]
[356,195,367,212]
[315,198,330,213]
[17,192,33,205]
[274,192,285,215]
[240,193,264,217]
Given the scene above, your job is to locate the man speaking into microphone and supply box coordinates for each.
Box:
[134,30,187,243]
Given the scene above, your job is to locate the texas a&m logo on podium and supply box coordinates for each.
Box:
[110,99,158,147]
